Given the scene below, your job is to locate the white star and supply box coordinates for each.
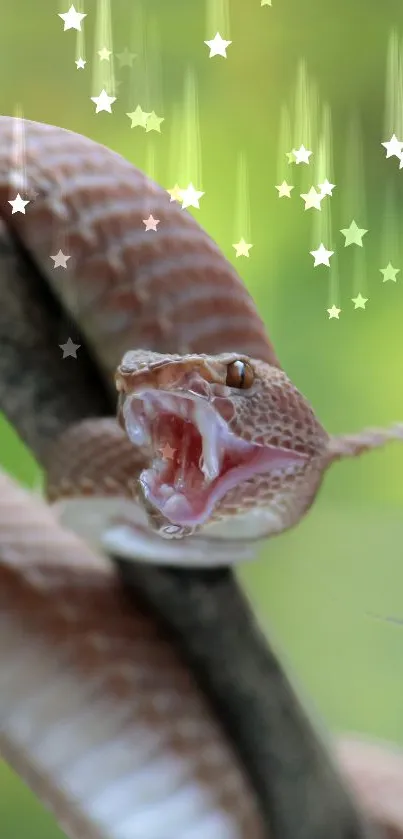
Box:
[98,47,112,61]
[167,184,184,203]
[300,187,322,210]
[310,243,334,267]
[181,183,205,209]
[293,145,312,164]
[318,178,335,197]
[75,57,86,69]
[204,32,232,58]
[59,338,81,358]
[327,305,341,320]
[91,89,116,113]
[8,193,30,214]
[50,249,71,269]
[143,214,160,231]
[232,238,253,257]
[275,180,293,198]
[58,5,87,32]
[381,134,403,159]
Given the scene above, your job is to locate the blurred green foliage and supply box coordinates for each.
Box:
[1,0,403,835]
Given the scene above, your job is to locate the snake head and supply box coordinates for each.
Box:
[116,350,329,541]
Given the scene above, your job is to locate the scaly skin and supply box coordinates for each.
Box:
[0,117,396,839]
[0,116,400,564]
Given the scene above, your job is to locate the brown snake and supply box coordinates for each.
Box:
[0,116,402,839]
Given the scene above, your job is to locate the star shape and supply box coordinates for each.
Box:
[146,111,164,133]
[116,47,136,68]
[59,338,81,358]
[352,293,368,309]
[381,134,403,159]
[8,193,29,214]
[161,442,176,460]
[126,105,150,128]
[91,89,116,114]
[340,220,367,247]
[293,145,312,164]
[275,180,293,198]
[50,249,71,269]
[167,184,184,203]
[181,183,205,210]
[310,243,334,267]
[327,305,341,319]
[285,150,296,164]
[233,238,253,257]
[25,186,39,201]
[300,186,322,210]
[58,5,86,31]
[318,178,335,197]
[380,262,400,283]
[143,214,160,231]
[75,57,86,69]
[204,32,232,58]
[98,47,112,61]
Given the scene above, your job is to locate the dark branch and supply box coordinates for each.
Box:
[0,219,377,839]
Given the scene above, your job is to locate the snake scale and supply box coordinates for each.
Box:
[0,116,402,839]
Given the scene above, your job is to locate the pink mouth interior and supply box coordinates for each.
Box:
[123,391,308,527]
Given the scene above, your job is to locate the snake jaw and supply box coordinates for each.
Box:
[121,388,309,532]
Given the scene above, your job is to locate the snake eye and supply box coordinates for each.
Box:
[226,360,254,389]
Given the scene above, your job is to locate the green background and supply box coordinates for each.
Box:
[1,0,403,835]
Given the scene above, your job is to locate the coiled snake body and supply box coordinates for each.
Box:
[0,116,402,839]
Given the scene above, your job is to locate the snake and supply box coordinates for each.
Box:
[0,115,402,839]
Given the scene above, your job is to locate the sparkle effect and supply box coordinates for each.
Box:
[59,338,81,358]
[381,134,403,159]
[58,5,86,32]
[340,220,368,247]
[352,294,368,309]
[143,215,160,231]
[98,47,112,61]
[318,179,335,197]
[380,262,400,283]
[204,33,232,58]
[8,194,29,214]
[275,180,293,198]
[327,305,341,319]
[300,187,322,210]
[181,183,205,210]
[167,184,184,203]
[293,145,312,164]
[126,106,150,129]
[233,239,253,257]
[51,250,71,269]
[145,112,164,133]
[310,244,334,267]
[161,442,176,460]
[91,90,116,114]
[116,48,136,68]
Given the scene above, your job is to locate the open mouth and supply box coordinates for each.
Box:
[122,390,308,528]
